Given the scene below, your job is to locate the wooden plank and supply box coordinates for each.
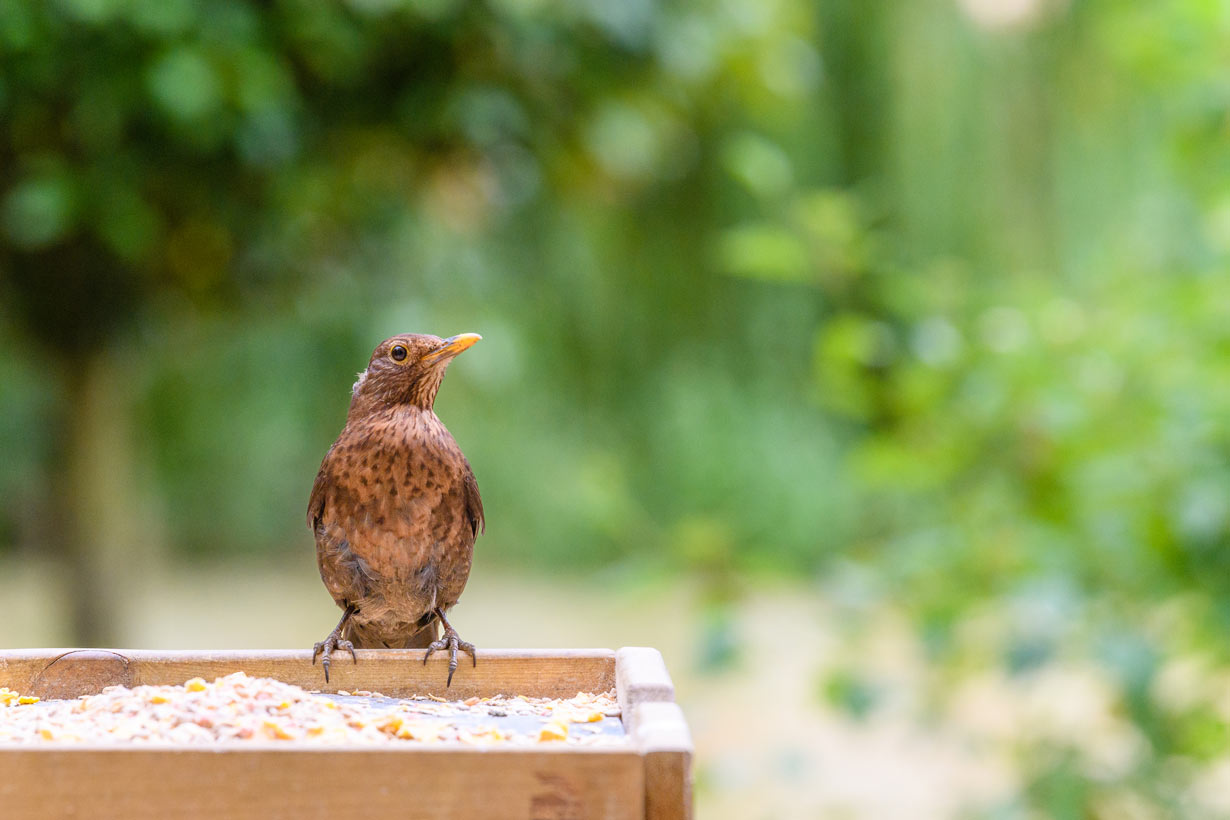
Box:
[0,746,644,820]
[614,647,675,736]
[616,652,693,820]
[634,702,694,820]
[0,651,48,695]
[0,648,700,820]
[7,650,135,698]
[0,649,616,700]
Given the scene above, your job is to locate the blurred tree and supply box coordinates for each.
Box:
[3,0,1230,812]
[0,0,832,640]
[0,0,584,640]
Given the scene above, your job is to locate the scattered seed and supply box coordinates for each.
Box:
[0,673,622,747]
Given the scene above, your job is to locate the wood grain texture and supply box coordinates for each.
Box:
[13,650,134,699]
[0,648,616,700]
[615,648,693,820]
[634,703,694,820]
[0,648,694,820]
[0,747,644,820]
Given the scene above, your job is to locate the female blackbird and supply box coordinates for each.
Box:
[308,333,484,686]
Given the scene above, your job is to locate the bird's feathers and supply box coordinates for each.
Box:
[310,405,480,648]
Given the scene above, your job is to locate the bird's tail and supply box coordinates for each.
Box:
[405,619,439,648]
[343,617,438,649]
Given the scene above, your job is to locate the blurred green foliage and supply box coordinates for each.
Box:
[2,0,1230,815]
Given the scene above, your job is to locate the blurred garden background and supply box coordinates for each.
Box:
[3,0,1230,816]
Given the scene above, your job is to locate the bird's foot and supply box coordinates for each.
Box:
[312,630,357,684]
[423,622,476,688]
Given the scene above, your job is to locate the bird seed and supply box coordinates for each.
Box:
[0,672,624,746]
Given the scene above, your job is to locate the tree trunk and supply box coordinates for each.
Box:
[58,350,160,646]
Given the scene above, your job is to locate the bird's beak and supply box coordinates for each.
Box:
[421,333,482,365]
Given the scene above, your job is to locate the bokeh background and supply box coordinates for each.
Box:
[2,0,1230,816]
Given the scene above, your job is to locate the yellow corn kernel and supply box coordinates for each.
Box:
[538,721,568,742]
[184,678,207,692]
[466,726,503,744]
[149,694,169,704]
[17,695,39,705]
[261,720,294,740]
[396,721,439,741]
[554,705,600,723]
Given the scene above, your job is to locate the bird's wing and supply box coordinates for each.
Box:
[310,441,375,610]
[463,463,485,537]
[307,444,337,529]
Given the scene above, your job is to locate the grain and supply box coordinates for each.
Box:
[0,688,39,706]
[0,673,623,746]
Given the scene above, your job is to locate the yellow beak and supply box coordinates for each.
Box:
[421,333,481,365]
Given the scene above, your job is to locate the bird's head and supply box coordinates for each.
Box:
[349,332,481,415]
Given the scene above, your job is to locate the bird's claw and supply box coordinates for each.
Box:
[423,629,476,688]
[312,633,357,684]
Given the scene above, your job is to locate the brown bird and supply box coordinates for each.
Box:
[308,332,485,686]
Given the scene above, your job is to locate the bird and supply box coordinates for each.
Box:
[308,332,485,687]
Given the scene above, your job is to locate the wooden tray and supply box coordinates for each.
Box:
[0,647,692,820]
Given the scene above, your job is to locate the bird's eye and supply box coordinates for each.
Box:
[390,345,409,363]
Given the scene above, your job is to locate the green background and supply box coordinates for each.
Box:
[2,1,1229,817]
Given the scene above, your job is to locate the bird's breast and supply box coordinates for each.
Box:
[314,406,478,641]
[319,409,473,572]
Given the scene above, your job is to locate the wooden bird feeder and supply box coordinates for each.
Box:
[0,647,692,820]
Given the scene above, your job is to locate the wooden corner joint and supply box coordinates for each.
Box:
[632,702,693,755]
[635,701,694,820]
[615,646,677,736]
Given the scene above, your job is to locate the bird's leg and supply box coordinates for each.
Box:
[422,608,476,688]
[312,605,358,684]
